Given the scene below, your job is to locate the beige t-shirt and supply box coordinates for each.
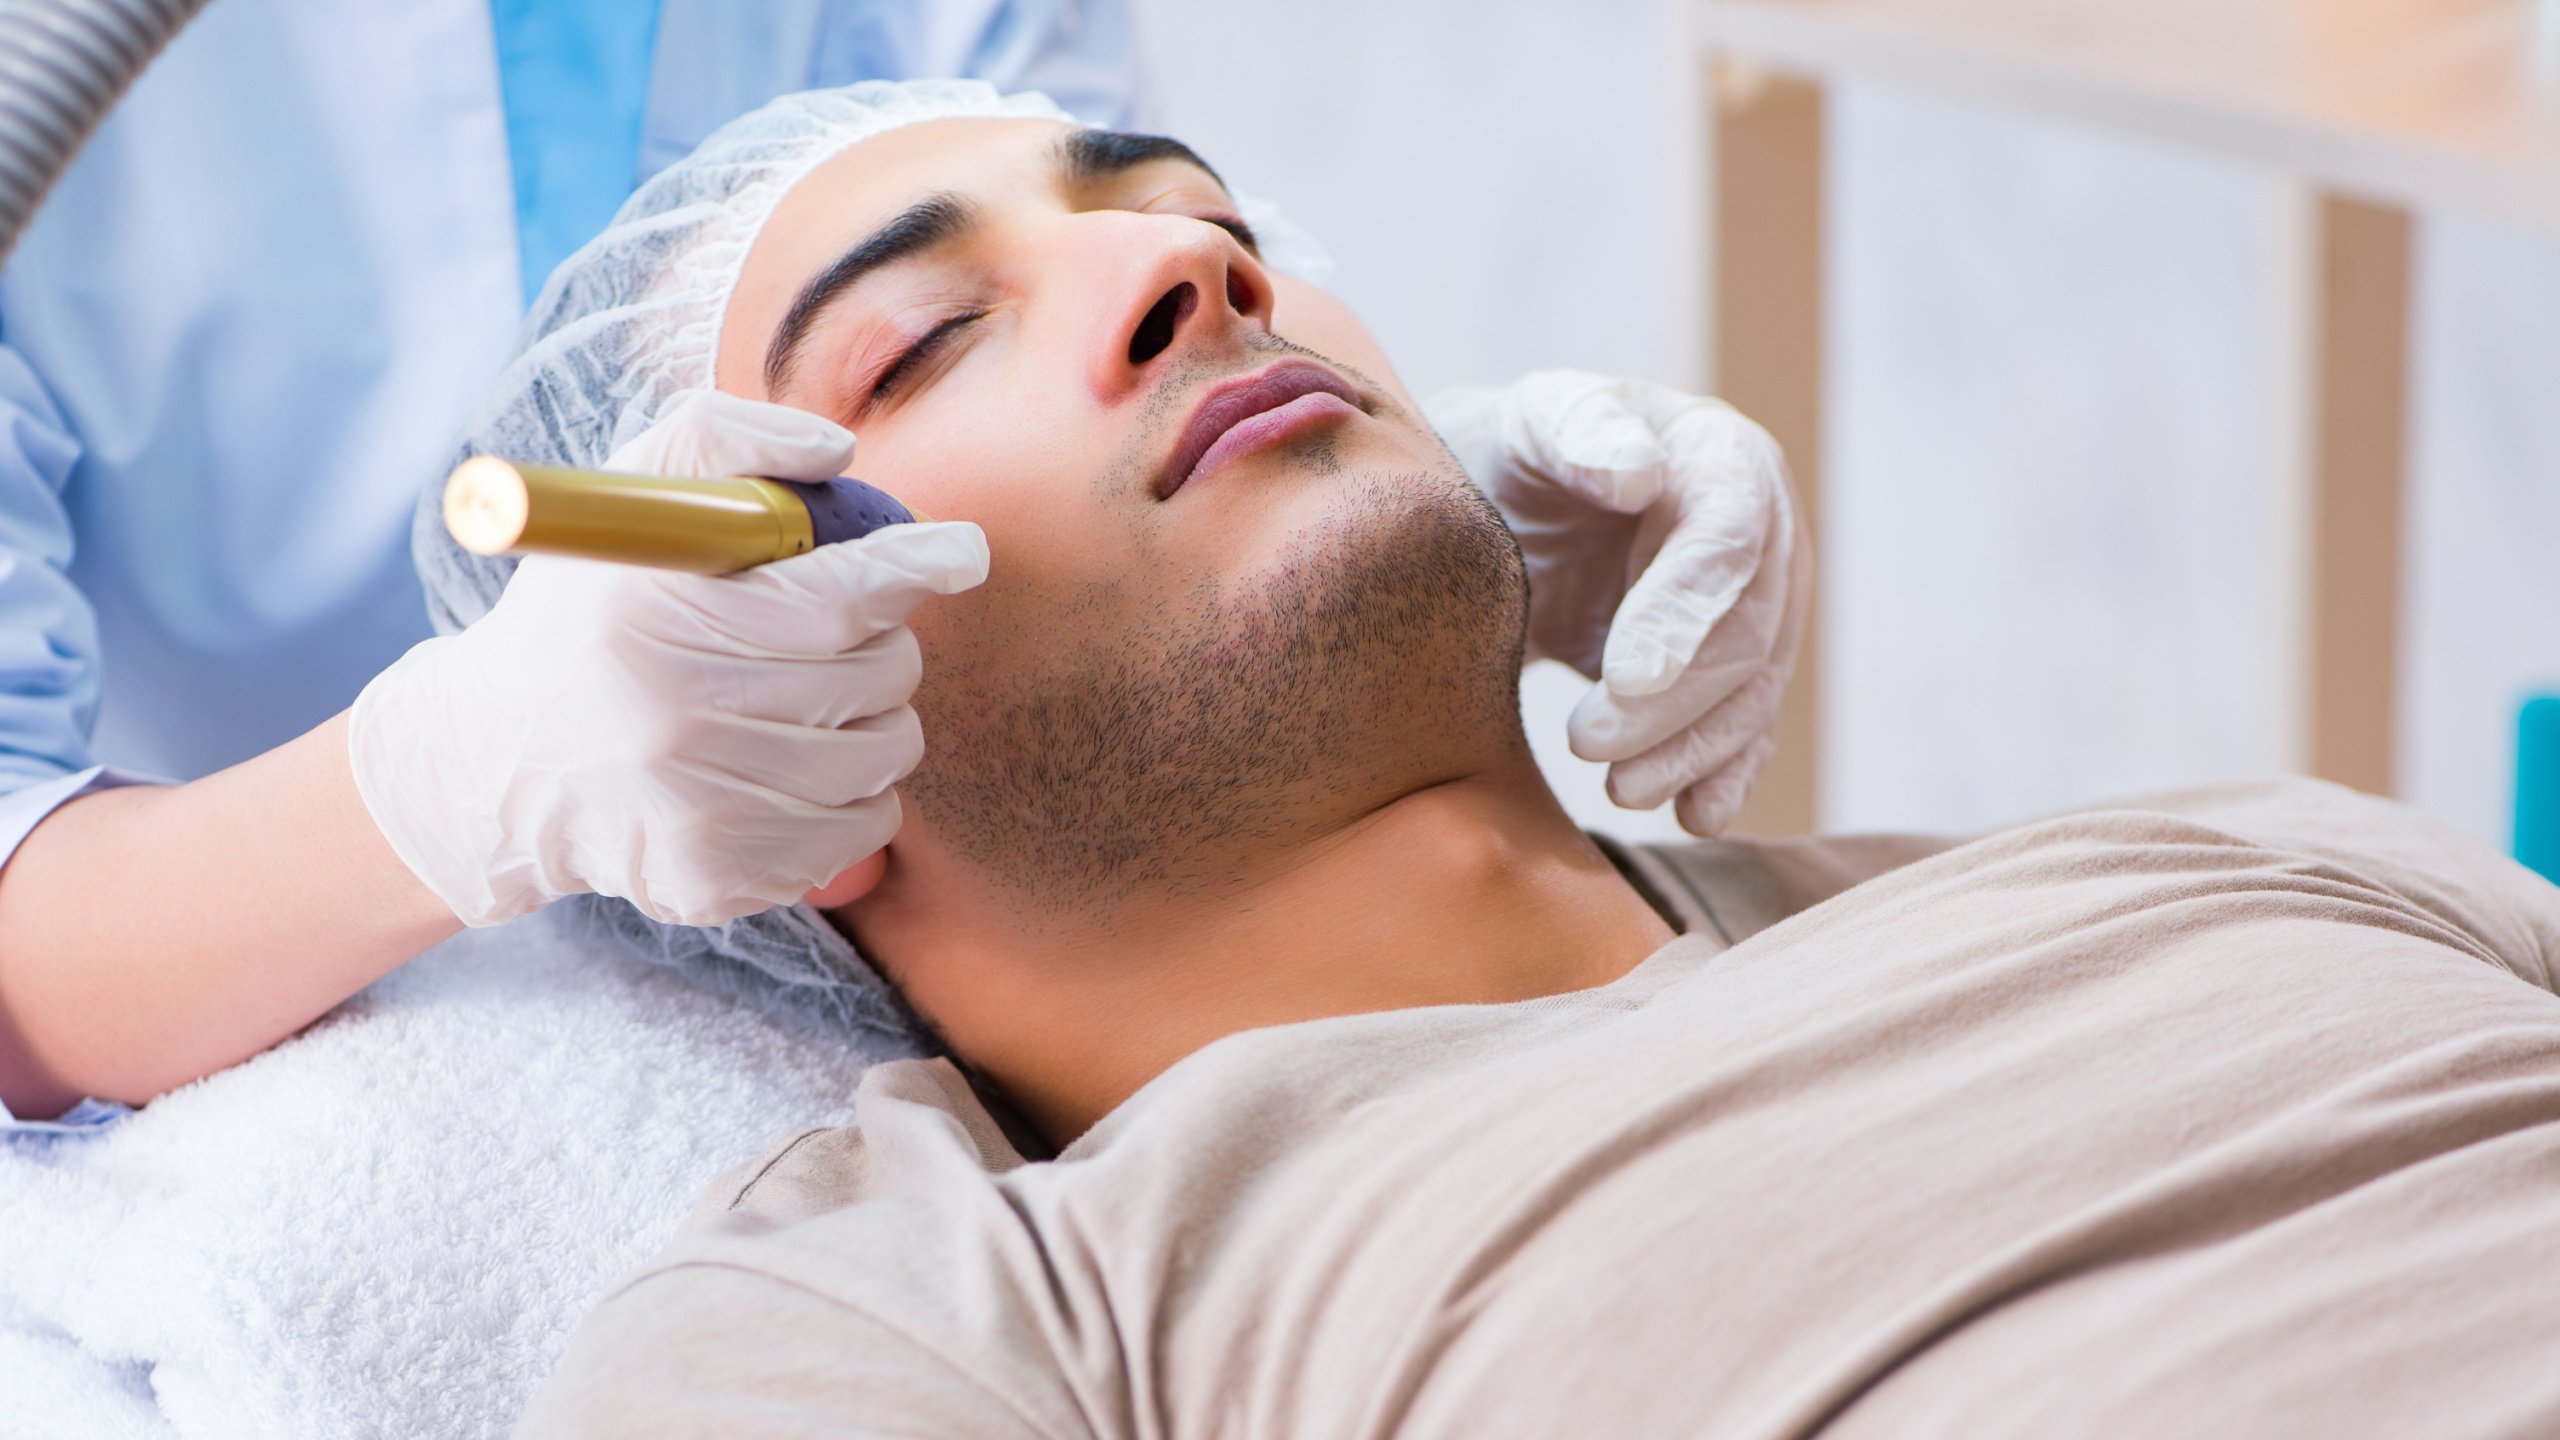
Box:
[519,780,2560,1439]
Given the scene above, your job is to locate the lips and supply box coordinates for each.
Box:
[1155,359,1365,499]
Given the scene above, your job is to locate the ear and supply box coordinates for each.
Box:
[803,847,892,908]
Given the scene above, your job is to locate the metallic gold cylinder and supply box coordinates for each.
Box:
[443,458,819,574]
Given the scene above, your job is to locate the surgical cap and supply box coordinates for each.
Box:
[413,78,1330,1039]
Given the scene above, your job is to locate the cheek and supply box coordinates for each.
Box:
[853,401,1128,599]
[1270,275,1420,414]
[856,392,1061,525]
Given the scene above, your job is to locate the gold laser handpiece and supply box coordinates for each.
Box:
[442,457,917,574]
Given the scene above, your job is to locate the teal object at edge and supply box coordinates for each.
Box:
[2517,696,2560,884]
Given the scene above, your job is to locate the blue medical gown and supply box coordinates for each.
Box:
[0,0,1141,1131]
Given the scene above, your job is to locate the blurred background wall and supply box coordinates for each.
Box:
[1133,0,2560,850]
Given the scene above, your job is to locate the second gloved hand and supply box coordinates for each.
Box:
[350,390,988,928]
[1428,371,1806,835]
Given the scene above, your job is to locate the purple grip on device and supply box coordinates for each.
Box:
[779,477,915,546]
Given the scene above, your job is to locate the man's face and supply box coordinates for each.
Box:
[717,118,1528,904]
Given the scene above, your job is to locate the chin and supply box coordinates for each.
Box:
[1256,457,1526,673]
[902,444,1528,905]
[1211,426,1488,567]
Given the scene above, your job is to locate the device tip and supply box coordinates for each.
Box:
[443,456,532,557]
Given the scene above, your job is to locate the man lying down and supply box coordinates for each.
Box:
[434,82,2560,1439]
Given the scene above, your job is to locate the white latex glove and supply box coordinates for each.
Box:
[1428,371,1806,835]
[351,389,989,927]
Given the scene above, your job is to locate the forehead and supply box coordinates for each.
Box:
[782,115,1075,236]
[721,118,1066,383]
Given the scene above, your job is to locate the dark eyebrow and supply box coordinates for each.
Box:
[1055,128,1229,191]
[762,191,980,397]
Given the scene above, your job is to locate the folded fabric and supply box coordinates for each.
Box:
[0,1296,169,1440]
[0,910,920,1439]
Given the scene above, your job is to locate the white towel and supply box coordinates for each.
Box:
[0,914,916,1438]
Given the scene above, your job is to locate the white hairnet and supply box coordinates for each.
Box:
[413,78,1330,1038]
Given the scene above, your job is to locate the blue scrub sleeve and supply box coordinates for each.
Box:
[966,0,1151,126]
[0,341,103,798]
[639,0,1151,183]
[0,341,147,1135]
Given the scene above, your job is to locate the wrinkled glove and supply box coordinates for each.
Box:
[351,389,988,927]
[1428,371,1806,835]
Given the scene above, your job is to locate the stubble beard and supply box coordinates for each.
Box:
[903,454,1531,912]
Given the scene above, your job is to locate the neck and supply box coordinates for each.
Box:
[835,763,1675,1144]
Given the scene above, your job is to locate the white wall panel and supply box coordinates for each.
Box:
[1823,82,2293,833]
[2403,217,2560,847]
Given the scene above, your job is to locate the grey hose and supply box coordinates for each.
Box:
[0,0,212,267]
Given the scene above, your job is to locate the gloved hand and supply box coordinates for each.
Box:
[1428,371,1806,835]
[350,389,988,928]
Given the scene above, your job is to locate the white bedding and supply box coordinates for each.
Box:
[0,915,913,1438]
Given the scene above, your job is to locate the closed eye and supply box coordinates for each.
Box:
[1204,214,1259,253]
[870,310,986,403]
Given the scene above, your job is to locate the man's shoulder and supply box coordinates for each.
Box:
[1603,829,1965,948]
[1607,778,2446,950]
[522,1056,1091,1436]
[522,1235,1052,1439]
[629,1058,1024,1285]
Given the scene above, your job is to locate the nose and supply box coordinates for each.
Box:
[1086,215,1275,400]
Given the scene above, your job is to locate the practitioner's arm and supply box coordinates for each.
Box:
[0,714,457,1114]
[0,340,354,1119]
[0,393,986,1121]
